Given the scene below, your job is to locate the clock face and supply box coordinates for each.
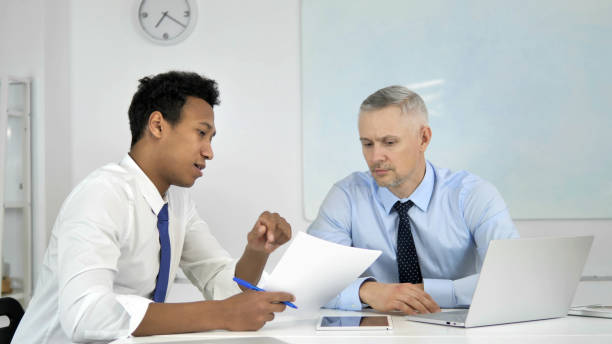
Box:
[137,0,197,45]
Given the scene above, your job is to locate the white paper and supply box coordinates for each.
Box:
[260,232,381,313]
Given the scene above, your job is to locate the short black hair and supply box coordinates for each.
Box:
[128,71,220,147]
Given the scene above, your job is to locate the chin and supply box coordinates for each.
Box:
[174,179,196,188]
[372,173,389,183]
[373,178,390,188]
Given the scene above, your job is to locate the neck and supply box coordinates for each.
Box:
[129,143,169,196]
[388,158,426,199]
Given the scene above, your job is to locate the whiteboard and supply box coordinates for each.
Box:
[302,0,612,220]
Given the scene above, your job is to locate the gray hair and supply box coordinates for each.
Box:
[359,85,428,122]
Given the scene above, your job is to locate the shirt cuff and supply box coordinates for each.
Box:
[334,277,375,311]
[424,278,456,308]
[452,273,480,307]
[115,294,154,335]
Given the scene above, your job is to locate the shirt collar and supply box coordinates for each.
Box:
[376,160,434,214]
[120,154,167,215]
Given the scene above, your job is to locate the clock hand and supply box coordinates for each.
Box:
[155,11,168,28]
[165,13,187,28]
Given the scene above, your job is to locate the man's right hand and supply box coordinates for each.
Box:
[359,281,440,314]
[220,291,295,331]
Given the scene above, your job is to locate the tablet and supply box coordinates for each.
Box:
[316,315,392,330]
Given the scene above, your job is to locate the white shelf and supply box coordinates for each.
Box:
[1,76,32,308]
[4,201,27,209]
[7,110,25,118]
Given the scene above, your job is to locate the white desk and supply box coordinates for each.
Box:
[111,309,612,344]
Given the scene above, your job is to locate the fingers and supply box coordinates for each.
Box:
[422,294,441,313]
[399,294,430,314]
[396,284,440,314]
[266,291,296,304]
[257,211,292,247]
[255,291,294,315]
[392,300,419,315]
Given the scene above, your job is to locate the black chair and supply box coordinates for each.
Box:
[0,297,24,343]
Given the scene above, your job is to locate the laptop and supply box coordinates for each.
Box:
[405,236,593,328]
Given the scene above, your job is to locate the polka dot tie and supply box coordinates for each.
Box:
[393,200,423,284]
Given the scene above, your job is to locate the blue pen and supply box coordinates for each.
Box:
[233,276,297,309]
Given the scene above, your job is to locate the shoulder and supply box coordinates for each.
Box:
[73,163,139,201]
[333,171,374,196]
[432,163,498,200]
[318,171,374,212]
[431,163,507,222]
[58,163,140,221]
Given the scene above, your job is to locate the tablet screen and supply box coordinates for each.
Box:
[318,315,391,330]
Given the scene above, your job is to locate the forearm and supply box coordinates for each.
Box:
[424,274,479,308]
[133,300,227,336]
[325,277,373,310]
[235,246,269,286]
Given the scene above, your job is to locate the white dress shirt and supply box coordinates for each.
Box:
[13,155,241,343]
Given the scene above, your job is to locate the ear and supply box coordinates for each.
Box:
[147,111,165,140]
[418,125,432,152]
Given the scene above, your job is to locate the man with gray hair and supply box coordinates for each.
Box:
[307,85,518,314]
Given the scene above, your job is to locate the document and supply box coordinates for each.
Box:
[569,305,612,319]
[260,232,381,313]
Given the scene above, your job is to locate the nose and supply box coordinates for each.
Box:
[371,144,386,164]
[201,142,214,160]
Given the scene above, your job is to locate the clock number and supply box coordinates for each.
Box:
[184,11,190,17]
[141,12,148,18]
[163,33,169,40]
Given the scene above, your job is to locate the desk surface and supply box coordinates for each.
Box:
[111,309,612,344]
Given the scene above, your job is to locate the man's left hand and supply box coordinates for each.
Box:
[247,211,291,254]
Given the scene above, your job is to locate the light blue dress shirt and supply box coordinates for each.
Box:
[307,161,519,310]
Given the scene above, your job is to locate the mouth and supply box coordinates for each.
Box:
[193,162,205,176]
[372,168,391,177]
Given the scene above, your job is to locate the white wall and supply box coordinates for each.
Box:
[0,0,47,287]
[2,0,610,303]
[68,0,308,270]
[67,0,612,276]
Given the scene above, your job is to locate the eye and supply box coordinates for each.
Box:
[198,130,206,137]
[362,142,373,147]
[384,140,396,146]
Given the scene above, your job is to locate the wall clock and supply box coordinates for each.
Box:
[137,0,198,45]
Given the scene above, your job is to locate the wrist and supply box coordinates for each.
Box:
[243,245,270,262]
[211,300,232,330]
[359,280,377,304]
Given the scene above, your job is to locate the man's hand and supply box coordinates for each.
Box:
[235,211,292,287]
[220,291,295,331]
[359,281,440,314]
[246,211,291,254]
[133,290,295,336]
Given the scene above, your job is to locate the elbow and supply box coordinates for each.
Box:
[59,292,129,342]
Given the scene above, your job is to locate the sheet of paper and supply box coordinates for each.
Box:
[260,232,381,313]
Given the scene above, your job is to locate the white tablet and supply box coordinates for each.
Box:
[316,315,392,330]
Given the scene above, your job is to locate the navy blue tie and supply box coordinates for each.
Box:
[153,203,170,302]
[393,200,423,284]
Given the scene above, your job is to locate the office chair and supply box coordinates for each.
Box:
[0,297,24,343]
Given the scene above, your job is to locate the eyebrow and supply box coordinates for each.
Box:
[360,136,399,142]
[199,122,217,137]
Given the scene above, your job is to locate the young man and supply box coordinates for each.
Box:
[14,71,295,343]
[308,85,518,314]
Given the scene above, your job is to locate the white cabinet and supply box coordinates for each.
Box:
[0,77,32,307]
